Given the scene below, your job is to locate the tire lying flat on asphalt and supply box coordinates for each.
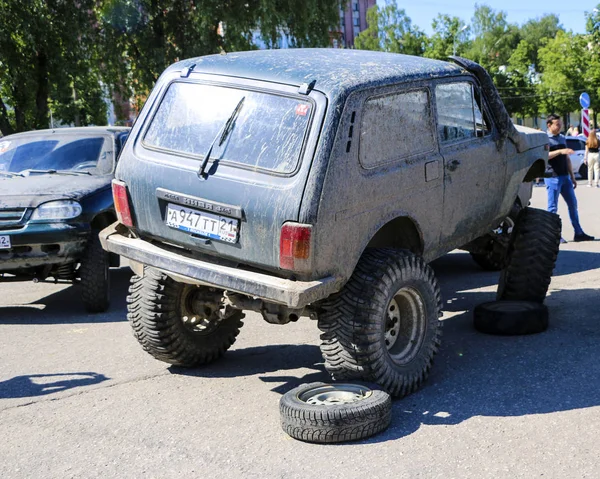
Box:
[497,207,561,303]
[280,382,392,444]
[473,300,549,335]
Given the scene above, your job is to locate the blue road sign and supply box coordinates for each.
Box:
[580,92,590,109]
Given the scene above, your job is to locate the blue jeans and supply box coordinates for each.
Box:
[544,175,583,235]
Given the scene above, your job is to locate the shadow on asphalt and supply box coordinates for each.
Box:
[0,267,132,324]
[0,372,109,399]
[170,344,329,392]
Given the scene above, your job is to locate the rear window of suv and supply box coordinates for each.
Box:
[143,82,313,174]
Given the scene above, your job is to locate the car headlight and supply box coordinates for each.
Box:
[30,200,82,220]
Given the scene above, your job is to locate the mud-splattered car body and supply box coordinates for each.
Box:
[101,49,547,311]
[0,127,129,311]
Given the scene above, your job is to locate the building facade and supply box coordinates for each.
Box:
[334,0,377,48]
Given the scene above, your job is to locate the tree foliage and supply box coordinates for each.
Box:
[0,0,106,135]
[0,0,342,135]
[354,0,425,55]
[99,0,343,110]
[537,30,588,117]
[2,0,600,135]
[423,14,470,60]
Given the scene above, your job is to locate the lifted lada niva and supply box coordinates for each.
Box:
[101,49,560,396]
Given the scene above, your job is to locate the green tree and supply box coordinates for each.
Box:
[0,0,106,135]
[99,0,343,113]
[423,14,469,59]
[502,40,538,117]
[354,1,425,55]
[520,14,562,70]
[537,30,588,118]
[465,4,520,72]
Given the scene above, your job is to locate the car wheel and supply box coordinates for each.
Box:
[497,207,561,303]
[579,163,588,180]
[80,232,110,313]
[126,267,244,366]
[470,207,519,271]
[473,300,549,335]
[280,382,391,443]
[318,249,442,398]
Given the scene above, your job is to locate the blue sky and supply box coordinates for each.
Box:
[382,1,598,35]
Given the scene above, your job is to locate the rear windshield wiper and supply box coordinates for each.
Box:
[198,96,245,179]
[20,169,92,176]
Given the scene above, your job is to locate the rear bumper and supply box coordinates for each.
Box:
[100,223,340,308]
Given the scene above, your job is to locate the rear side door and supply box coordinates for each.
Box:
[436,79,506,249]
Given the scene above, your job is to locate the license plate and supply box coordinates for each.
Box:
[0,235,10,249]
[165,203,239,243]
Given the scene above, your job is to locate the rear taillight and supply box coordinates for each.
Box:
[280,223,312,271]
[112,179,134,227]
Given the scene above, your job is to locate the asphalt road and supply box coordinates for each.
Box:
[1,183,600,479]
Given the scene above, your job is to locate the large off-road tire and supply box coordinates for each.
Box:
[127,267,244,366]
[80,232,110,313]
[470,208,519,271]
[473,300,549,335]
[497,207,561,303]
[280,382,391,444]
[318,249,442,398]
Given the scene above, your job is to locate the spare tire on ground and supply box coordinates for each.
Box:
[473,300,549,335]
[280,382,391,444]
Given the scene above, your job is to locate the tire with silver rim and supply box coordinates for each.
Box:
[126,267,244,366]
[318,249,442,398]
[279,382,391,443]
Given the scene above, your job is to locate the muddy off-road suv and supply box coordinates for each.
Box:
[101,49,561,397]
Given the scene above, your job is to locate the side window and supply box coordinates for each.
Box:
[436,82,490,143]
[359,89,435,169]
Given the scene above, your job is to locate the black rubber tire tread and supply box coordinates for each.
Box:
[579,163,588,180]
[474,300,549,335]
[126,267,244,366]
[497,207,561,303]
[317,249,443,398]
[280,382,391,443]
[80,232,110,313]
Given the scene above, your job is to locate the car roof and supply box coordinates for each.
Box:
[2,126,130,140]
[166,49,465,97]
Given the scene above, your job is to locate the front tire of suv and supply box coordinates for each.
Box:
[497,207,562,303]
[318,249,442,398]
[127,267,244,366]
[80,232,110,313]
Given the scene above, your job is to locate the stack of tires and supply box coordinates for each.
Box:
[474,207,562,335]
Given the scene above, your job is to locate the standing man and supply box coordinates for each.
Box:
[545,114,594,242]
